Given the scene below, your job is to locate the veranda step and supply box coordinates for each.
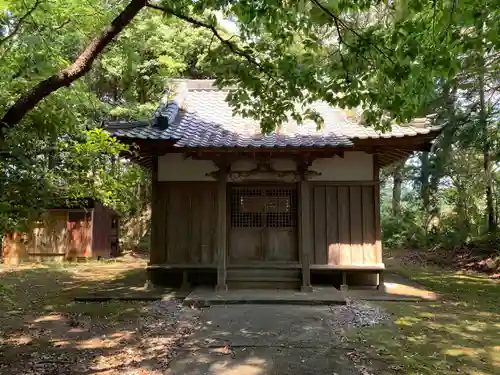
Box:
[226,277,300,283]
[227,280,301,290]
[227,268,301,278]
[226,266,301,289]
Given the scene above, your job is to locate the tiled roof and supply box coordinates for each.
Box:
[104,80,441,148]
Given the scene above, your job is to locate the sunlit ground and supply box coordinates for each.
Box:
[350,268,500,375]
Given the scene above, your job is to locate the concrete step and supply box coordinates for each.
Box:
[184,287,347,307]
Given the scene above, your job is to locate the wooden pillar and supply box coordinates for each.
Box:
[373,155,385,293]
[181,270,191,291]
[215,170,228,292]
[373,155,382,264]
[149,156,160,265]
[299,178,313,292]
[340,271,348,291]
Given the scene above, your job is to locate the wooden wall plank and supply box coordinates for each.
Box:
[299,179,313,291]
[101,205,114,258]
[313,186,327,264]
[179,186,191,263]
[150,157,162,264]
[362,186,376,264]
[90,205,100,257]
[164,182,217,265]
[166,184,181,263]
[338,186,351,265]
[216,176,228,291]
[308,181,380,267]
[53,211,70,255]
[67,210,92,259]
[200,188,212,264]
[188,187,200,263]
[373,159,382,264]
[326,186,340,265]
[210,186,218,263]
[349,186,364,265]
[27,211,68,257]
[164,184,172,264]
[91,203,113,259]
[157,183,168,263]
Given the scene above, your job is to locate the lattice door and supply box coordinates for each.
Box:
[229,186,298,262]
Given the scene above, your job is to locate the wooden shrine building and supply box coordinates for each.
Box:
[2,199,120,265]
[105,79,441,291]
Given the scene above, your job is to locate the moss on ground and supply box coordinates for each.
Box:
[351,268,500,375]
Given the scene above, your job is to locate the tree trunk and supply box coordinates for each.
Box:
[455,181,470,234]
[479,55,496,233]
[474,16,496,234]
[429,81,455,218]
[482,120,495,233]
[0,0,147,130]
[392,160,405,216]
[484,154,495,232]
[419,151,431,211]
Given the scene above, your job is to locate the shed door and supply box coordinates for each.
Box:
[67,211,92,258]
[229,186,298,263]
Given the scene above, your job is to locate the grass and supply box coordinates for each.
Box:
[0,260,152,331]
[351,268,500,375]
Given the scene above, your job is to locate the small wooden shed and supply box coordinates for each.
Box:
[2,199,120,264]
[106,79,442,291]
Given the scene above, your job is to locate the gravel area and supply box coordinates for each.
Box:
[330,298,390,330]
[328,298,390,375]
[87,300,201,375]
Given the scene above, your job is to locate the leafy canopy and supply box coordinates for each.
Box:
[2,0,500,235]
[0,0,217,232]
[150,0,500,132]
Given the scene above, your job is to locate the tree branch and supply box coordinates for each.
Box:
[443,0,456,40]
[310,0,395,65]
[0,0,42,48]
[146,2,267,73]
[1,0,147,129]
[54,18,72,31]
[332,16,350,81]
